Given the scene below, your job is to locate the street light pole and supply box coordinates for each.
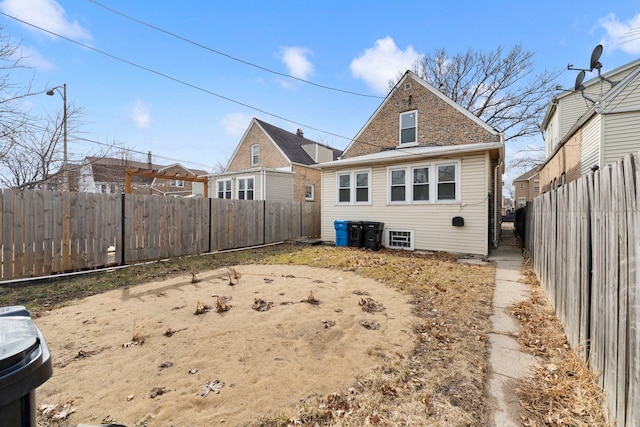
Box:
[46,83,68,191]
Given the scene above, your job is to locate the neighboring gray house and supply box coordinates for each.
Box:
[207,118,341,202]
[539,52,640,191]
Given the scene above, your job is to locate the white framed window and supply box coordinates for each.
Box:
[237,177,254,200]
[170,179,185,188]
[251,144,259,165]
[519,183,524,189]
[216,179,232,199]
[436,163,458,201]
[390,169,406,202]
[336,170,371,205]
[388,162,460,204]
[412,167,429,201]
[387,229,414,250]
[305,184,315,201]
[518,197,526,208]
[399,110,417,145]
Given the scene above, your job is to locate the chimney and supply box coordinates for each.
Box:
[296,129,304,137]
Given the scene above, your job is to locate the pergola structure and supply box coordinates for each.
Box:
[124,167,209,197]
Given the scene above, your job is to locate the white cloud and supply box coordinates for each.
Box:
[17,45,53,69]
[219,112,252,137]
[279,46,314,80]
[598,13,640,55]
[129,100,151,129]
[0,0,91,40]
[350,36,421,94]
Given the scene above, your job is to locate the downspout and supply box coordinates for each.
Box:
[493,133,505,248]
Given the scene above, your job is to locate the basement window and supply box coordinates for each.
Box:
[387,229,414,250]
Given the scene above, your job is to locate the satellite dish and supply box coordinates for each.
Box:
[590,45,603,71]
[574,70,586,91]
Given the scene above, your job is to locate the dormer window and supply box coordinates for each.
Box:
[400,111,417,145]
[251,144,259,165]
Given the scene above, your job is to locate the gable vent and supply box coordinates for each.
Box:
[404,83,411,90]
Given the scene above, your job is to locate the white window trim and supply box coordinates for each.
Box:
[386,229,414,251]
[216,178,232,199]
[399,110,418,146]
[305,184,315,201]
[251,144,259,165]
[435,161,460,203]
[386,160,460,204]
[236,175,255,200]
[387,165,431,205]
[336,169,371,205]
[170,179,185,188]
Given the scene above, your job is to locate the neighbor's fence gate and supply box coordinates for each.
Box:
[524,153,639,427]
[0,189,320,281]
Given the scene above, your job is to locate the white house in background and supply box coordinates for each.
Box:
[204,118,341,202]
[78,157,207,196]
[316,71,504,256]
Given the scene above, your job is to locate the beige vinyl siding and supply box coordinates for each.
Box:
[560,93,593,138]
[603,112,640,166]
[321,153,490,255]
[264,171,293,201]
[580,115,602,175]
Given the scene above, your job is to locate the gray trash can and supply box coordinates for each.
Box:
[0,305,53,427]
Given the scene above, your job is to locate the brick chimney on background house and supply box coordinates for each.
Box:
[296,129,304,137]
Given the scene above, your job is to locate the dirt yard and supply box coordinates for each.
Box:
[34,264,417,426]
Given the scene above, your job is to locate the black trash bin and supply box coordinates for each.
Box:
[348,221,364,248]
[363,222,385,251]
[0,305,53,427]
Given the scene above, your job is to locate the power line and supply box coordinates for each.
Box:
[0,11,362,144]
[1,11,432,159]
[87,0,383,100]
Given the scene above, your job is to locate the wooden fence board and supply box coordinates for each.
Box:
[628,153,640,427]
[616,159,629,423]
[2,190,14,279]
[603,165,619,420]
[33,190,44,276]
[579,176,592,360]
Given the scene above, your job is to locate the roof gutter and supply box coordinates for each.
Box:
[315,141,504,169]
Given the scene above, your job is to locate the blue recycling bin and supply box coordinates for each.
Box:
[0,306,53,427]
[334,220,349,247]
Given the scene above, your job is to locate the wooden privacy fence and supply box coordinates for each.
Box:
[524,153,639,427]
[0,189,320,281]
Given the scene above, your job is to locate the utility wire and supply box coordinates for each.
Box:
[1,12,433,159]
[87,0,383,100]
[0,11,359,144]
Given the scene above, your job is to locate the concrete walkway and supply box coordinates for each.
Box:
[486,225,538,426]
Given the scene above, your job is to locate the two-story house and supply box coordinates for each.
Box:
[316,71,504,256]
[208,118,341,202]
[513,167,540,208]
[539,51,640,191]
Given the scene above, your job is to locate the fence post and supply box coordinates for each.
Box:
[120,193,126,265]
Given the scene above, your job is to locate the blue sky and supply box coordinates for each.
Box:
[1,0,640,188]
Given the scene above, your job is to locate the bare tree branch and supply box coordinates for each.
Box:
[392,45,561,144]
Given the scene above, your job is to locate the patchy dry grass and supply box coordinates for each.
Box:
[512,257,610,427]
[252,246,495,426]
